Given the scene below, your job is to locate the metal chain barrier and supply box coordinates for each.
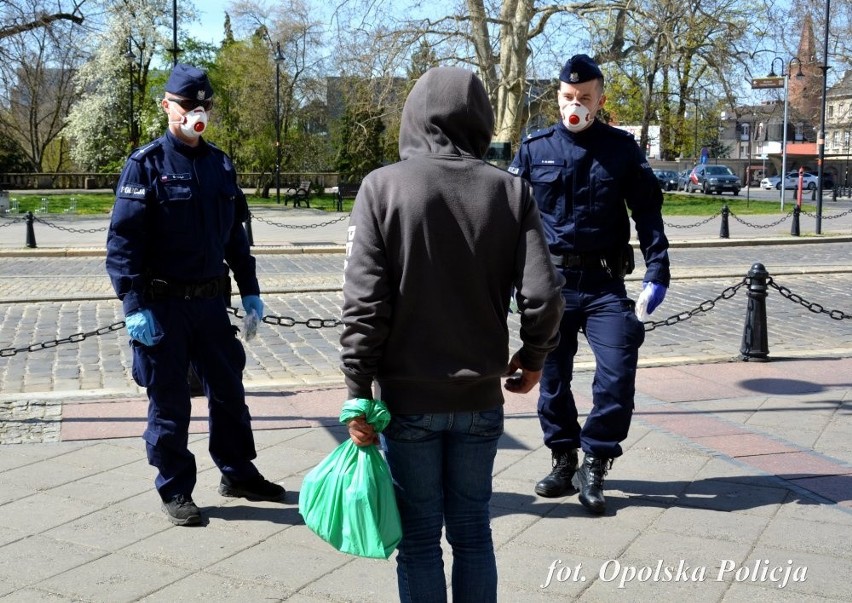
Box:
[801,207,852,220]
[642,277,748,332]
[226,305,343,328]
[0,216,23,228]
[0,322,126,357]
[249,211,350,230]
[33,215,109,233]
[728,209,792,229]
[767,277,852,320]
[663,210,721,229]
[3,274,849,355]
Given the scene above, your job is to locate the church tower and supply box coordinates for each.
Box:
[788,14,823,136]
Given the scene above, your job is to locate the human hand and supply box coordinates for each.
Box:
[636,282,667,320]
[125,308,163,346]
[242,295,264,318]
[503,352,542,394]
[347,415,379,447]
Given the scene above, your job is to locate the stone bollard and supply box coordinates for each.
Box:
[790,205,801,236]
[740,262,770,361]
[719,204,730,239]
[25,211,37,248]
[244,212,254,247]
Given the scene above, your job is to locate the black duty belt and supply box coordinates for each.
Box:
[550,252,609,271]
[146,275,231,300]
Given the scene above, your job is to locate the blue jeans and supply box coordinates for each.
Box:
[383,408,503,603]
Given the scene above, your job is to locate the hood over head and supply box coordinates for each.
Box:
[398,66,494,160]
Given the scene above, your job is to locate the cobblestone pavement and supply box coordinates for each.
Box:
[2,245,852,402]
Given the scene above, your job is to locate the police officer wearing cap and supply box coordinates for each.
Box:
[509,54,670,514]
[106,63,285,526]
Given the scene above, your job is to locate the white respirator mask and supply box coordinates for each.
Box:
[561,103,593,132]
[169,105,208,138]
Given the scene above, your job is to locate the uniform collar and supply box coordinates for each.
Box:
[165,130,210,157]
[556,119,601,139]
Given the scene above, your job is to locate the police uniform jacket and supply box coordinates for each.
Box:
[509,120,670,286]
[106,131,258,315]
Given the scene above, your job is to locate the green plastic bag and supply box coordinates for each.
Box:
[298,398,402,559]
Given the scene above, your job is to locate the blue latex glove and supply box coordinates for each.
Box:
[242,295,264,318]
[637,282,667,317]
[125,308,163,346]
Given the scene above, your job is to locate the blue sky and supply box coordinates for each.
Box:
[186,0,232,46]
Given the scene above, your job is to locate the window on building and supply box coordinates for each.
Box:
[830,105,835,118]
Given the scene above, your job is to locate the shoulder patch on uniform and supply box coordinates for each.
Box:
[118,183,147,199]
[507,166,520,175]
[130,140,162,161]
[523,126,555,143]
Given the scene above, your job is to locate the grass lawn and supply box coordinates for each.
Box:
[661,192,786,215]
[3,192,355,216]
[3,190,786,217]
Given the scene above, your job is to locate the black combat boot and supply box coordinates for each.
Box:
[534,449,578,497]
[572,454,612,514]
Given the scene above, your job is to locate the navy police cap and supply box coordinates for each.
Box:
[165,64,214,100]
[559,54,603,85]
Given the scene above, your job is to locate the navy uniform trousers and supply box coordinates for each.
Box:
[131,295,258,500]
[538,268,646,459]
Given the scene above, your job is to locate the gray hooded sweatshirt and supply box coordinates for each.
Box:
[340,66,564,414]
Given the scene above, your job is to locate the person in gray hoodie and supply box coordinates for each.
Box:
[340,66,564,602]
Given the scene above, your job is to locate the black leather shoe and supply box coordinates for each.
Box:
[534,449,578,497]
[161,494,202,526]
[572,454,612,514]
[218,474,286,502]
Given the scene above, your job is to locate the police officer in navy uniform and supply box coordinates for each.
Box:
[106,64,285,526]
[508,54,670,514]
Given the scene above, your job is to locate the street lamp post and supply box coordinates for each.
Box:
[769,57,803,211]
[274,42,285,205]
[124,40,135,149]
[815,0,832,234]
[693,90,701,161]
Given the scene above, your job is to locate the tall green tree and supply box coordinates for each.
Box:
[65,0,197,171]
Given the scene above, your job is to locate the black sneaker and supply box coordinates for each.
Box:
[218,474,286,502]
[161,494,202,526]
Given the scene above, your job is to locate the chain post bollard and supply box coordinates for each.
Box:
[832,186,837,202]
[719,204,730,239]
[740,262,770,361]
[25,211,37,248]
[790,205,800,236]
[336,189,343,212]
[244,213,254,246]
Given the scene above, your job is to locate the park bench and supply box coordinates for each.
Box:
[284,179,312,207]
[335,182,360,211]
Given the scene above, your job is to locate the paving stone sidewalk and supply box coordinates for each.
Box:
[0,359,849,602]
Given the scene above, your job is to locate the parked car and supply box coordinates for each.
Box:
[653,169,679,191]
[685,164,741,195]
[761,175,781,190]
[677,169,691,191]
[777,172,819,190]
